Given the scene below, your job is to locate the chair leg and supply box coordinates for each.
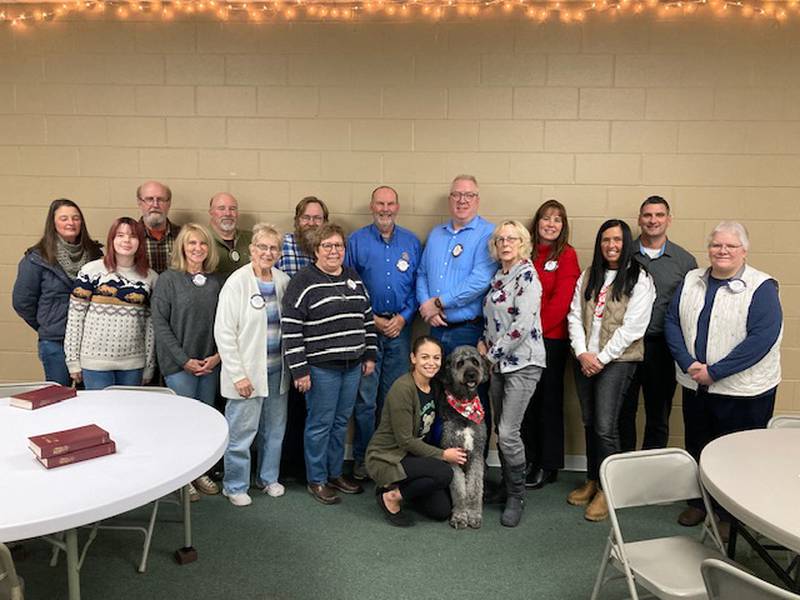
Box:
[49,532,63,567]
[590,536,613,600]
[138,500,160,573]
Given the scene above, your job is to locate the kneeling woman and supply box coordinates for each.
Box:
[366,336,467,527]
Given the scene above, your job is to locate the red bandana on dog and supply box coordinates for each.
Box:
[446,391,485,424]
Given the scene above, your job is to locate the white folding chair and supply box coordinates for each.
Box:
[768,415,800,429]
[51,385,179,573]
[0,543,24,600]
[702,558,800,600]
[0,381,59,397]
[591,448,727,600]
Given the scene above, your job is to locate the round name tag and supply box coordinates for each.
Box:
[347,279,357,290]
[192,273,207,287]
[452,243,463,257]
[544,260,558,272]
[728,279,746,294]
[397,259,409,272]
[230,250,240,263]
[250,294,266,309]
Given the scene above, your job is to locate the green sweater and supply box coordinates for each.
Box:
[365,372,445,488]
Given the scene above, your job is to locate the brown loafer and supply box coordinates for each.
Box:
[307,483,341,505]
[328,476,364,495]
[584,490,608,522]
[677,506,707,527]
[567,480,598,507]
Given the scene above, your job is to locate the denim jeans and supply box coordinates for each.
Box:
[431,321,492,444]
[490,365,542,467]
[223,371,287,494]
[37,339,71,386]
[574,361,637,483]
[83,368,144,390]
[165,366,220,406]
[352,327,411,462]
[304,364,361,485]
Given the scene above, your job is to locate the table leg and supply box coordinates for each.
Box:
[174,484,198,565]
[65,528,81,600]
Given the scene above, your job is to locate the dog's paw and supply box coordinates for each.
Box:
[449,511,469,530]
[467,511,482,529]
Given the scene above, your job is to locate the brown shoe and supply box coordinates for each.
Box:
[678,506,707,527]
[584,490,608,522]
[307,483,341,505]
[567,480,598,506]
[328,476,364,495]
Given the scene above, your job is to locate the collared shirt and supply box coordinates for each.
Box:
[633,237,697,336]
[212,228,252,279]
[416,215,496,323]
[344,223,422,324]
[276,233,312,278]
[140,219,181,275]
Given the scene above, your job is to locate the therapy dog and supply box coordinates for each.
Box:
[439,345,489,530]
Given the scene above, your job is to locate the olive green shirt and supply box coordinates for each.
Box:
[213,229,252,280]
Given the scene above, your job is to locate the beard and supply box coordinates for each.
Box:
[295,224,318,257]
[217,218,236,235]
[142,211,166,230]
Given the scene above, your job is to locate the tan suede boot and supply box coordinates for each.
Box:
[584,490,608,522]
[566,480,598,506]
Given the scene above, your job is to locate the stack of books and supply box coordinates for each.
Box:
[28,424,116,469]
[9,384,76,410]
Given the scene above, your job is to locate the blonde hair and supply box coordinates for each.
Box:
[171,223,219,273]
[488,220,533,262]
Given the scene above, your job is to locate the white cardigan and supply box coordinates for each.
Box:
[214,263,290,400]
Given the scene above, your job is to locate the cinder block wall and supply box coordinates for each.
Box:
[2,14,799,454]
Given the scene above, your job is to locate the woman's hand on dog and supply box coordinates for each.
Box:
[476,340,488,357]
[443,447,468,466]
[294,375,311,393]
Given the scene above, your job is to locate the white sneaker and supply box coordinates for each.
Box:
[194,475,220,496]
[263,482,285,497]
[222,488,252,507]
[187,482,200,503]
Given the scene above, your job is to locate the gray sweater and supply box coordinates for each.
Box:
[151,269,222,377]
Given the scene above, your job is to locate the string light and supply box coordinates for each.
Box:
[0,0,797,25]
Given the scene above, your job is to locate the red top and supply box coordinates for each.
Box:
[533,243,581,340]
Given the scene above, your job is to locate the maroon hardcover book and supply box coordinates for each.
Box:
[28,424,111,458]
[36,440,116,469]
[9,385,77,410]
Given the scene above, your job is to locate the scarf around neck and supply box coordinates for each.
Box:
[55,237,90,279]
[446,391,485,424]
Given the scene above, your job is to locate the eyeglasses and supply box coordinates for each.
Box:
[709,243,743,252]
[253,244,279,254]
[495,236,521,246]
[299,215,325,224]
[138,196,170,205]
[320,242,344,252]
[449,192,478,201]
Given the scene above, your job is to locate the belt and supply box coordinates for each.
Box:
[447,317,483,328]
[374,312,396,319]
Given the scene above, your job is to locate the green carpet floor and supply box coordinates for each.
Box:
[12,469,780,600]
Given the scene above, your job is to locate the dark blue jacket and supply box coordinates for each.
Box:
[12,250,77,343]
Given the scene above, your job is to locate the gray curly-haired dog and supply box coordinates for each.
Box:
[440,345,489,530]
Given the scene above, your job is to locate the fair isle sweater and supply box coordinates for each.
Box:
[65,258,158,379]
[281,264,378,380]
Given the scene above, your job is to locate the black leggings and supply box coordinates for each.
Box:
[398,456,453,521]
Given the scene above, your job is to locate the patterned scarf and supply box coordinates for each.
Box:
[55,237,90,279]
[446,391,485,424]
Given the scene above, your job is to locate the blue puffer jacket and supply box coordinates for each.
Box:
[12,250,78,343]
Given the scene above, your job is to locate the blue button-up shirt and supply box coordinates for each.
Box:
[345,223,422,324]
[416,215,496,323]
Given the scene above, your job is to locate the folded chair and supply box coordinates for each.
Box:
[0,543,24,600]
[702,558,800,600]
[591,448,727,600]
[52,385,180,573]
[768,415,800,430]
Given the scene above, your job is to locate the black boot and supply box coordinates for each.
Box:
[526,466,558,489]
[501,463,527,527]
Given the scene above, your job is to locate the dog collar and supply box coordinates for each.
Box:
[445,391,485,425]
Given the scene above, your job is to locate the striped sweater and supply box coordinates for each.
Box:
[281,264,378,379]
[64,258,158,379]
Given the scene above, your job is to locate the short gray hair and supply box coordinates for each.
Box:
[451,174,479,189]
[252,222,282,246]
[707,221,750,251]
[488,220,533,262]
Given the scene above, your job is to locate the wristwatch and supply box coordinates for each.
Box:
[434,297,443,310]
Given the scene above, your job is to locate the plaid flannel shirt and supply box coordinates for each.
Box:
[141,219,181,274]
[277,232,312,278]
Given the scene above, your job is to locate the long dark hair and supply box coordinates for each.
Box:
[104,217,150,277]
[530,199,570,262]
[28,198,102,265]
[584,219,643,303]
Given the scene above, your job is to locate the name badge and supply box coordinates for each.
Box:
[396,259,409,272]
[250,294,266,309]
[452,243,463,257]
[230,250,241,263]
[544,260,558,272]
[347,279,357,290]
[192,273,207,287]
[728,279,746,294]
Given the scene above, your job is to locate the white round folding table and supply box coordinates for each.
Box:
[0,389,229,600]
